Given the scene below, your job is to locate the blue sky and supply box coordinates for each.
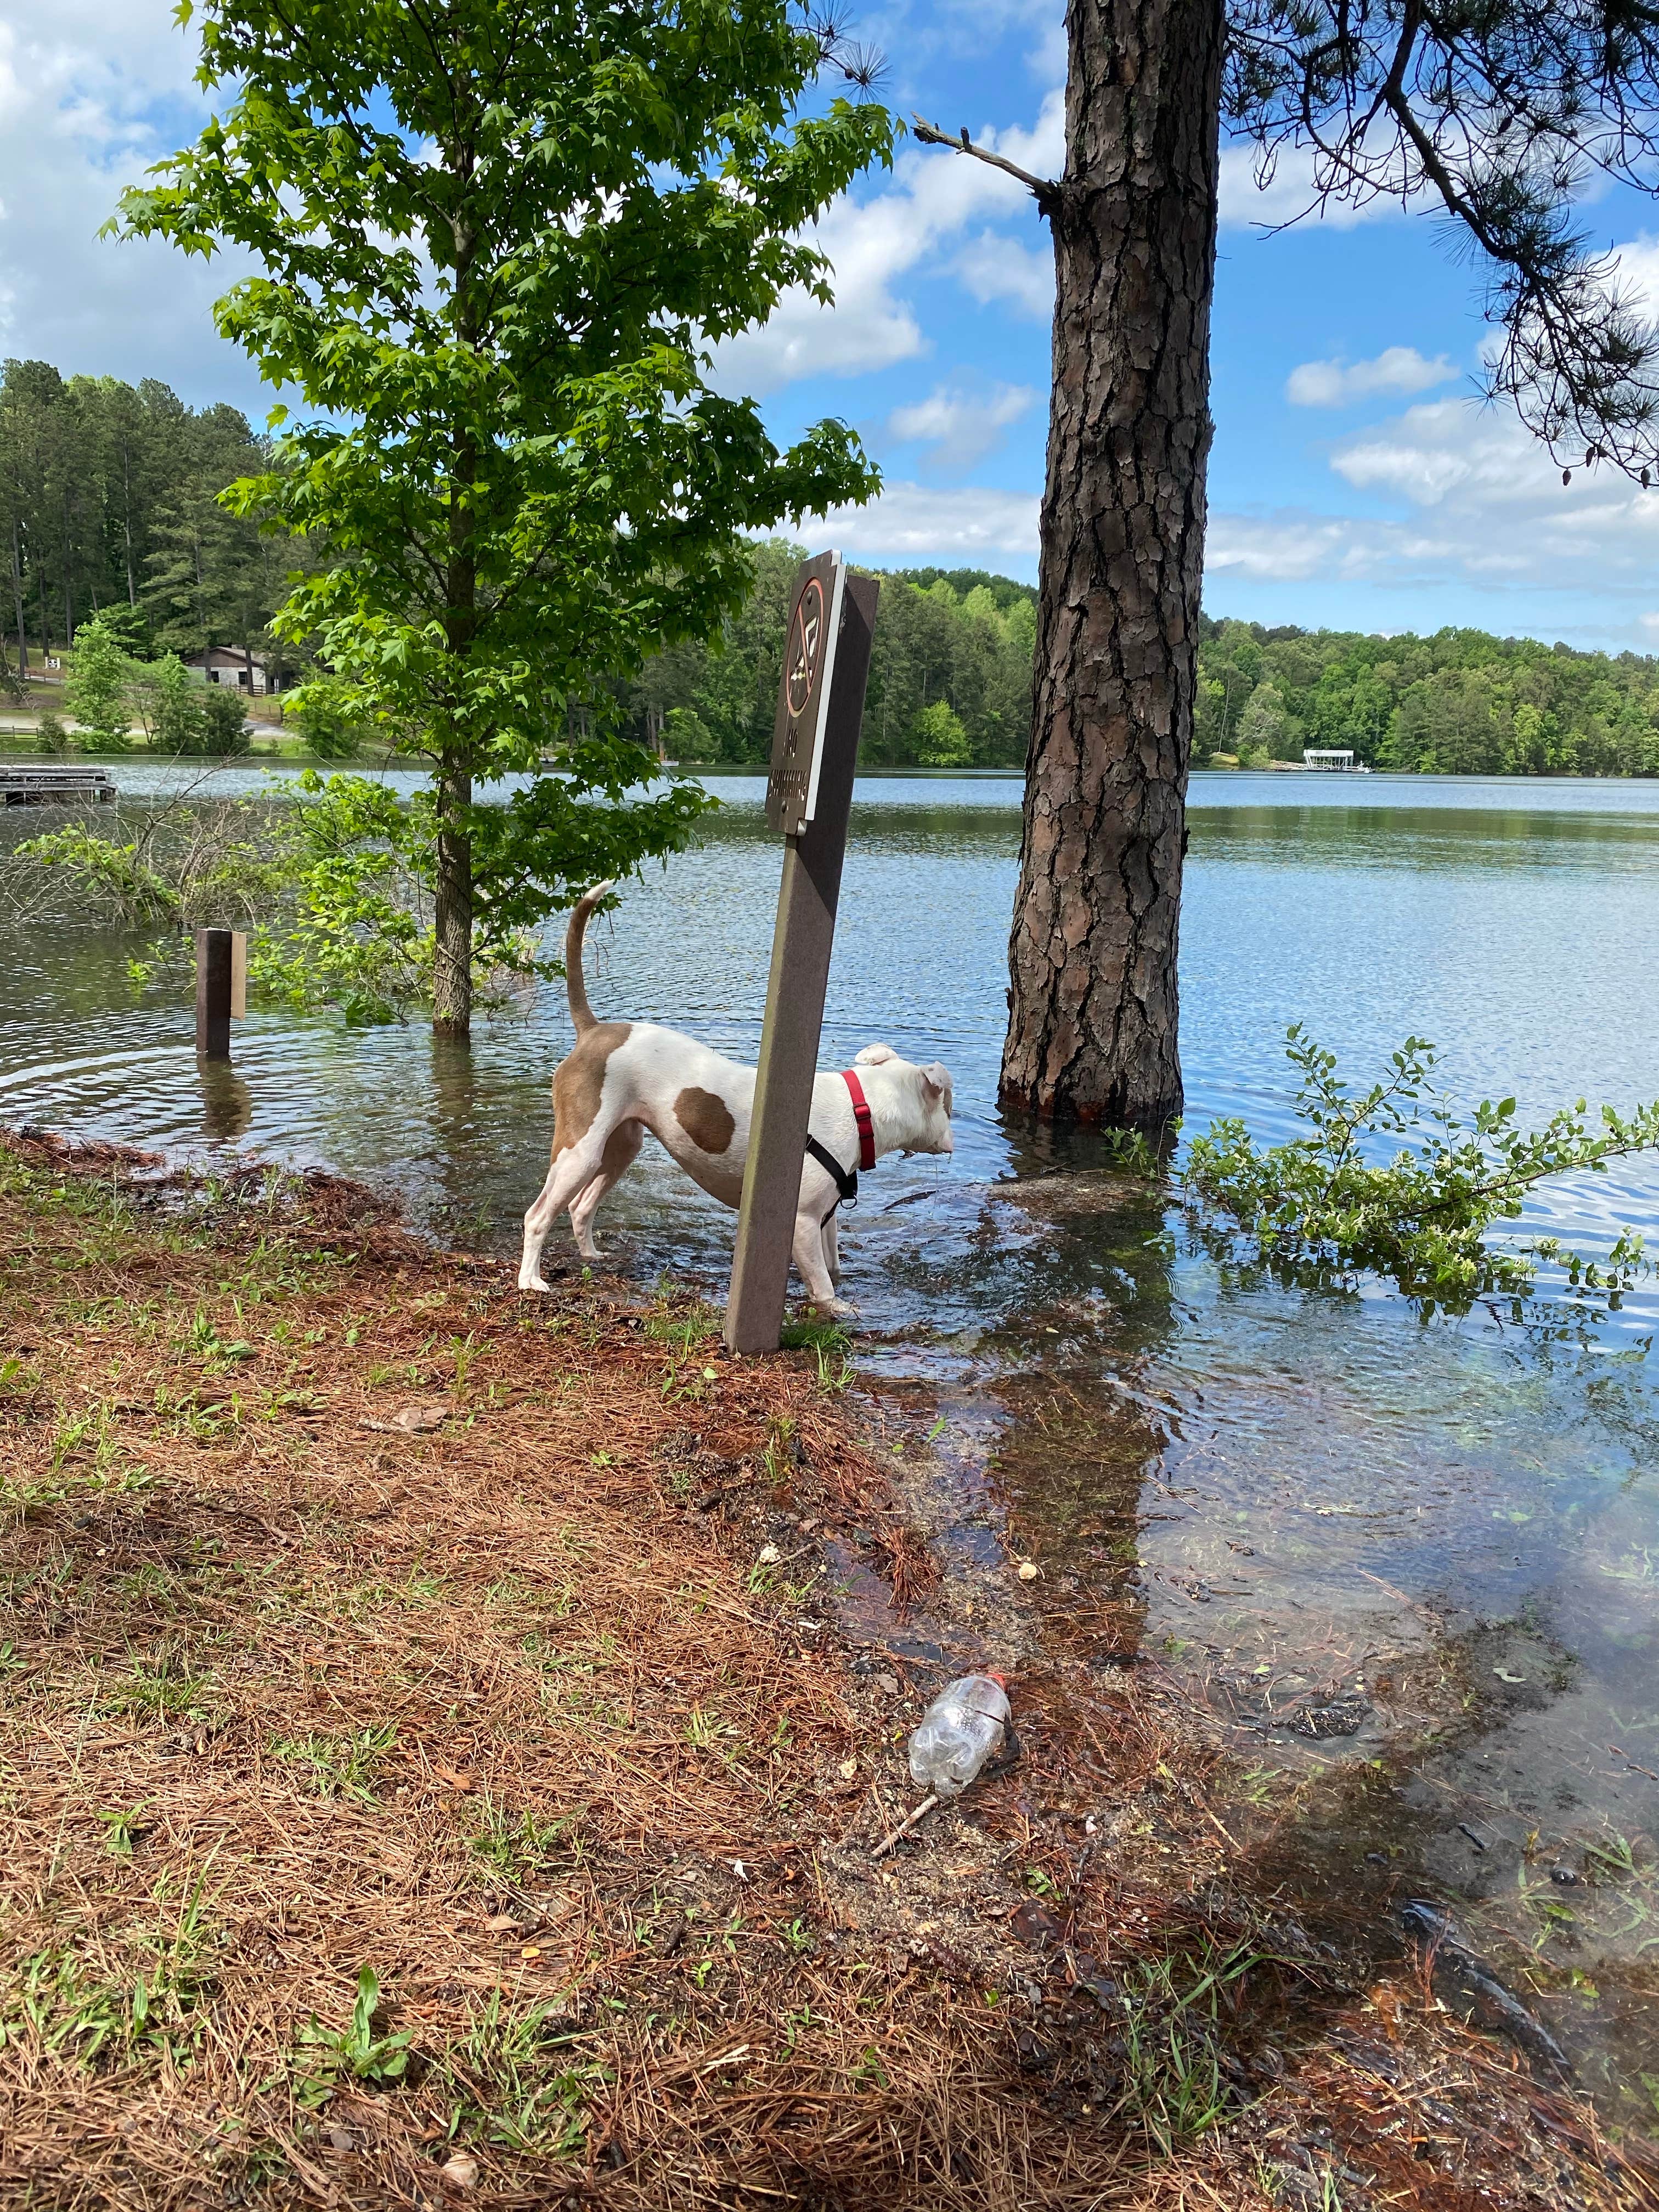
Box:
[7,0,1659,649]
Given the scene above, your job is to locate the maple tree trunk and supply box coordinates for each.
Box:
[1000,0,1224,1132]
[432,746,474,1038]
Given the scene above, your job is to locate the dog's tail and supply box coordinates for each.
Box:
[565,880,614,1036]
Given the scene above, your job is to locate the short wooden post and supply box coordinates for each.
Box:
[725,561,878,1354]
[195,928,233,1060]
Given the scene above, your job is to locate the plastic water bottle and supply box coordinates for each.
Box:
[907,1674,1012,1797]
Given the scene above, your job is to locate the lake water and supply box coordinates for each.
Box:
[4,765,1658,2110]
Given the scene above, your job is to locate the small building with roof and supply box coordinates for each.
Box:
[181,646,289,696]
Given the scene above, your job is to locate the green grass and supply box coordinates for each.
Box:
[3,1871,217,2071]
[294,1965,413,2108]
[1105,1942,1265,2155]
[780,1314,851,1355]
[445,1990,607,2153]
[102,1647,217,1726]
[270,1721,397,1802]
[470,1797,578,1880]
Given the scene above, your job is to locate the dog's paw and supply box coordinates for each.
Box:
[518,1272,552,1294]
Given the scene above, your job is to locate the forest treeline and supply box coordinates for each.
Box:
[642,546,1659,777]
[1197,618,1659,777]
[7,358,1659,775]
[0,358,301,680]
[633,538,1037,769]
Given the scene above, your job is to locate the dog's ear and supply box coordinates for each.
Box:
[855,1042,898,1066]
[920,1061,951,1104]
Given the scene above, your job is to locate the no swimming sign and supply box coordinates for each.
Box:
[766,550,847,836]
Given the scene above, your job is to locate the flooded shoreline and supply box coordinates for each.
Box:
[3,768,1657,2118]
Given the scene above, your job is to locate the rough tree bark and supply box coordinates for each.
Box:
[998,0,1224,1132]
[432,747,475,1038]
[432,180,478,1042]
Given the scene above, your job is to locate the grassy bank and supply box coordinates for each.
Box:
[1,1132,1650,2210]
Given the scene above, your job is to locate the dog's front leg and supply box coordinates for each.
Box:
[792,1210,852,1317]
[823,1212,842,1289]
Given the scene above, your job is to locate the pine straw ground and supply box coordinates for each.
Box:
[1,1130,1655,2212]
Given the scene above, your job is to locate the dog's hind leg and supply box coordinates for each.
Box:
[520,1126,615,1291]
[568,1120,644,1260]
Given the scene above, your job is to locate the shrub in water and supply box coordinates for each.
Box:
[1185,1025,1659,1313]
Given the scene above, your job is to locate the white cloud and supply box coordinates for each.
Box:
[886,0,1067,78]
[0,1,261,404]
[1286,347,1458,408]
[1210,397,1659,604]
[1218,143,1410,233]
[804,479,1040,558]
[957,228,1052,319]
[887,380,1035,470]
[1024,13,1068,84]
[1600,232,1659,314]
[712,91,1064,396]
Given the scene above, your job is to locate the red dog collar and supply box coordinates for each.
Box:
[842,1068,876,1171]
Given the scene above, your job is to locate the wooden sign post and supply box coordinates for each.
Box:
[725,553,878,1354]
[195,928,247,1061]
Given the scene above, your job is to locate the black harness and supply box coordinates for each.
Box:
[805,1070,875,1225]
[805,1135,858,1222]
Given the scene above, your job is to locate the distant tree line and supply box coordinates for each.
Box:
[632,540,1038,768]
[9,357,1658,779]
[0,358,307,682]
[1195,617,1659,777]
[633,547,1659,776]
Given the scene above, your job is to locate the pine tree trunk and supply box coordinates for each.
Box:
[9,514,27,676]
[122,442,138,607]
[1000,0,1224,1132]
[432,747,473,1037]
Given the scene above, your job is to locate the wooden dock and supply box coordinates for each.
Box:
[0,766,119,806]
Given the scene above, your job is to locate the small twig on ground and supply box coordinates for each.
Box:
[872,1791,940,1859]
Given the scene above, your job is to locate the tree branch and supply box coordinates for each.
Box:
[911,115,1060,216]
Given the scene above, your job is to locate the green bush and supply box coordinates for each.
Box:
[133,656,206,754]
[198,684,251,755]
[912,699,972,767]
[291,680,363,760]
[64,619,133,752]
[661,706,716,761]
[36,713,70,757]
[1185,1025,1659,1313]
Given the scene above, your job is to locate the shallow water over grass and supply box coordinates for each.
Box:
[4,765,1659,2115]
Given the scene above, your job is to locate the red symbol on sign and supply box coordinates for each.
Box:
[785,579,826,720]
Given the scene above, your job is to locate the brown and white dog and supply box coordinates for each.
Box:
[518,882,955,1311]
